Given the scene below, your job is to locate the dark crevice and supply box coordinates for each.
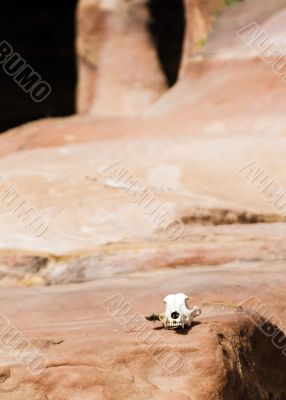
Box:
[147,0,185,87]
[181,208,285,225]
[0,0,77,133]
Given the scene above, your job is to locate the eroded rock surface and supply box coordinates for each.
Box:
[0,263,286,400]
[0,0,286,398]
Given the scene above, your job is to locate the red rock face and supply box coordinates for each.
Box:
[75,0,225,115]
[76,0,168,116]
[0,265,286,399]
[0,0,286,398]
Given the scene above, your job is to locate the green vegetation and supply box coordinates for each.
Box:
[196,37,207,48]
[224,0,239,5]
[215,0,241,17]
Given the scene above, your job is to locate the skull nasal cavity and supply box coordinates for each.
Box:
[171,311,180,319]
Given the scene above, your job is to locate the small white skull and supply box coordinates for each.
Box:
[163,293,201,329]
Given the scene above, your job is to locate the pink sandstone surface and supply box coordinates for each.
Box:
[0,0,286,398]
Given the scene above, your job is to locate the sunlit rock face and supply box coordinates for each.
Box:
[75,0,227,115]
[0,264,286,399]
[0,0,285,398]
[76,0,168,116]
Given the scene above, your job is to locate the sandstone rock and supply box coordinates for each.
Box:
[0,0,285,397]
[0,263,285,399]
[76,0,167,116]
[0,134,286,257]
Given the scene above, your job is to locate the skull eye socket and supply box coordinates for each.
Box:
[171,311,180,319]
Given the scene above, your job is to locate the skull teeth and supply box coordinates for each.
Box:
[167,321,182,329]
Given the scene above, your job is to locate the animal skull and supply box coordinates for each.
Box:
[162,293,201,329]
